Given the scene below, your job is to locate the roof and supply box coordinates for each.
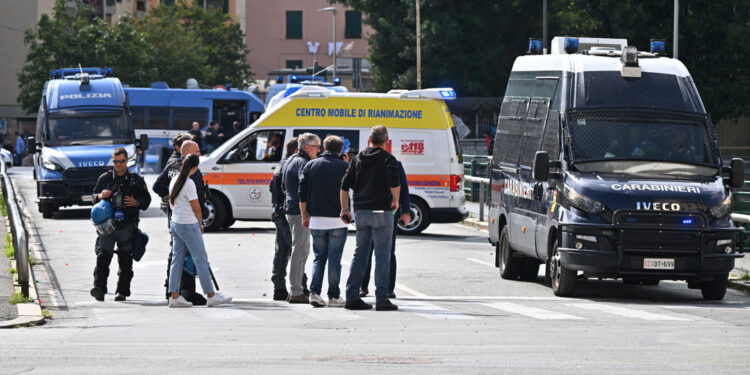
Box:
[46,77,126,111]
[511,54,691,77]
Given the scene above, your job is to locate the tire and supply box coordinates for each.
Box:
[519,258,541,281]
[498,226,522,280]
[549,239,576,297]
[40,203,56,219]
[202,193,226,232]
[396,198,430,235]
[223,217,236,229]
[700,274,728,301]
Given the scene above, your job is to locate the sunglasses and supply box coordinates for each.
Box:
[113,159,127,164]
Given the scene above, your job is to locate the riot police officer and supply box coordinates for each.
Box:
[90,147,151,302]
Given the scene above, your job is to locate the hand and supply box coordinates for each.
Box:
[219,133,224,138]
[399,213,411,226]
[124,195,140,207]
[199,224,204,234]
[302,216,310,228]
[99,189,112,199]
[390,200,399,212]
[340,210,352,224]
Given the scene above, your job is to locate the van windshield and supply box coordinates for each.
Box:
[46,110,130,146]
[566,110,720,173]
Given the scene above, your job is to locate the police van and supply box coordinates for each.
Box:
[199,86,467,233]
[488,37,744,300]
[29,67,148,218]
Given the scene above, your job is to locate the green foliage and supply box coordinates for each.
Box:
[1,191,8,217]
[4,233,13,259]
[17,0,252,114]
[41,309,52,319]
[331,0,749,121]
[9,291,32,305]
[8,267,16,274]
[29,255,39,266]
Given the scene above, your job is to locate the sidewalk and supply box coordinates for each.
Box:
[0,214,18,322]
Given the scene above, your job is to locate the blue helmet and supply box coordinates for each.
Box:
[91,200,114,224]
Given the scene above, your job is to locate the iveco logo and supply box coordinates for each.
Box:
[78,161,105,167]
[636,202,681,211]
[59,93,113,100]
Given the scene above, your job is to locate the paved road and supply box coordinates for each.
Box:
[2,167,750,374]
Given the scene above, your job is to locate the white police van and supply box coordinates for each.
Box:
[488,37,744,300]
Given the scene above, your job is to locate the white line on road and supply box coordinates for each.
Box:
[340,259,429,297]
[466,257,495,267]
[485,302,584,320]
[399,300,475,320]
[567,303,689,321]
[291,304,363,321]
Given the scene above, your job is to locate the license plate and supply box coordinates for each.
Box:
[643,258,675,270]
[81,195,93,203]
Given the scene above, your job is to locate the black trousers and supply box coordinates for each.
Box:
[271,209,307,291]
[361,215,398,293]
[93,224,135,296]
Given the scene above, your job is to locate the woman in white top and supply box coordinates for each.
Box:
[167,154,231,307]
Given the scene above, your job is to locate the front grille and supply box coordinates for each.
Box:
[615,211,706,256]
[62,167,110,184]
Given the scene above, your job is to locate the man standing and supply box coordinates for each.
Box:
[299,136,349,307]
[90,148,152,302]
[188,122,205,154]
[269,137,299,301]
[284,133,320,303]
[341,125,400,311]
[205,121,225,152]
[153,139,207,305]
[14,132,24,166]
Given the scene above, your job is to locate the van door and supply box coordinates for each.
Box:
[218,129,286,219]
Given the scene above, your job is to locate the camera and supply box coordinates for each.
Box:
[111,191,125,210]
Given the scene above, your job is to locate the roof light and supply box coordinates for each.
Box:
[276,75,284,83]
[398,88,457,100]
[49,69,62,79]
[290,75,299,83]
[439,89,456,98]
[528,38,543,55]
[80,73,90,85]
[650,39,666,56]
[333,77,341,85]
[620,46,642,78]
[564,37,579,54]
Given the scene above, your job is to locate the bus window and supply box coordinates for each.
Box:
[213,100,247,129]
[173,107,209,130]
[149,108,170,130]
[131,107,145,129]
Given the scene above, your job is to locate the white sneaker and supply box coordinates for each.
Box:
[328,296,345,307]
[168,295,193,308]
[206,293,232,307]
[309,293,327,307]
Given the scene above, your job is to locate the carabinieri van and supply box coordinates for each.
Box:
[488,37,744,300]
[199,86,467,233]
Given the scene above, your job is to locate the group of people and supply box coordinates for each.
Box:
[271,125,410,311]
[88,124,409,312]
[188,120,243,155]
[90,132,231,308]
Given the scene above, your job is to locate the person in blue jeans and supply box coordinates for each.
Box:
[167,154,232,308]
[340,125,401,311]
[360,160,411,298]
[299,135,350,307]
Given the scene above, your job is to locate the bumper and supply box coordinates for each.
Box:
[37,180,95,206]
[558,212,744,280]
[431,206,469,223]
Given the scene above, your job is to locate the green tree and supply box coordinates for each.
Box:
[17,0,252,114]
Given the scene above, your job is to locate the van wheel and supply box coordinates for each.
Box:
[519,259,540,281]
[498,226,522,280]
[549,239,576,297]
[223,218,236,229]
[40,203,56,219]
[396,199,430,235]
[202,194,226,232]
[700,274,728,300]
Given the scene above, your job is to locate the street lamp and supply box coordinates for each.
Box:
[319,7,337,80]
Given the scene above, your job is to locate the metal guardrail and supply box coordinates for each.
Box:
[1,163,29,297]
[464,175,490,221]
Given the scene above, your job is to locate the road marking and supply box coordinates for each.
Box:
[341,259,429,297]
[567,303,689,321]
[290,304,363,321]
[466,257,495,267]
[399,296,564,301]
[485,302,584,320]
[399,300,475,320]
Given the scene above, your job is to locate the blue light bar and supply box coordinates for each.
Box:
[276,75,284,83]
[528,38,543,55]
[564,37,579,54]
[439,89,456,98]
[682,218,694,225]
[290,75,299,83]
[333,77,341,85]
[650,39,666,55]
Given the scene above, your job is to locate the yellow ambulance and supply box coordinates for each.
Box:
[199,86,468,233]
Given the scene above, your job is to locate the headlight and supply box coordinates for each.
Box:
[563,184,604,214]
[41,156,64,171]
[127,153,137,168]
[709,193,732,219]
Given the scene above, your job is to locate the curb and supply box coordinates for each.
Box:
[461,217,489,232]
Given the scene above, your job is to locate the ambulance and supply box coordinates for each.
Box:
[199,86,468,233]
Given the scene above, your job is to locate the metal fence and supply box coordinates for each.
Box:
[1,163,29,297]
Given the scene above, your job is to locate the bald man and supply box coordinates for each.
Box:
[153,139,208,305]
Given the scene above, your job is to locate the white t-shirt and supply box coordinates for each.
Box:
[309,216,348,230]
[169,178,199,224]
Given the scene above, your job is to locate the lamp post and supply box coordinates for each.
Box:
[319,7,338,80]
[416,0,421,89]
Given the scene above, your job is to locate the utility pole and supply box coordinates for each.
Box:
[416,0,422,89]
[320,7,338,79]
[543,0,548,54]
[673,0,679,59]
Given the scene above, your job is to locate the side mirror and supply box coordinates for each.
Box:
[224,149,239,162]
[26,136,37,154]
[533,151,549,181]
[138,134,149,151]
[730,158,744,189]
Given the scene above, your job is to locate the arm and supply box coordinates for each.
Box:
[298,163,311,227]
[190,199,204,233]
[385,156,400,211]
[339,189,352,223]
[93,173,111,203]
[152,162,173,197]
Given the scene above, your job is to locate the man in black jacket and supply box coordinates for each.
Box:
[340,125,400,311]
[299,135,349,307]
[152,139,207,305]
[268,137,298,301]
[90,147,151,302]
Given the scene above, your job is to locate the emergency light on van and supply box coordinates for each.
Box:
[650,39,666,55]
[397,88,457,101]
[564,37,579,54]
[528,39,543,55]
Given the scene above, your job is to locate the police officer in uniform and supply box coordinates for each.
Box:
[90,147,151,302]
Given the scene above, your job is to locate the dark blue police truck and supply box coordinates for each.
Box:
[489,37,744,300]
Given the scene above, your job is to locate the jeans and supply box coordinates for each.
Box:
[163,209,198,301]
[310,227,348,299]
[286,214,310,296]
[169,221,214,295]
[362,214,398,293]
[93,224,135,296]
[345,210,394,302]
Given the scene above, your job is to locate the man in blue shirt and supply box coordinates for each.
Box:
[14,132,24,166]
